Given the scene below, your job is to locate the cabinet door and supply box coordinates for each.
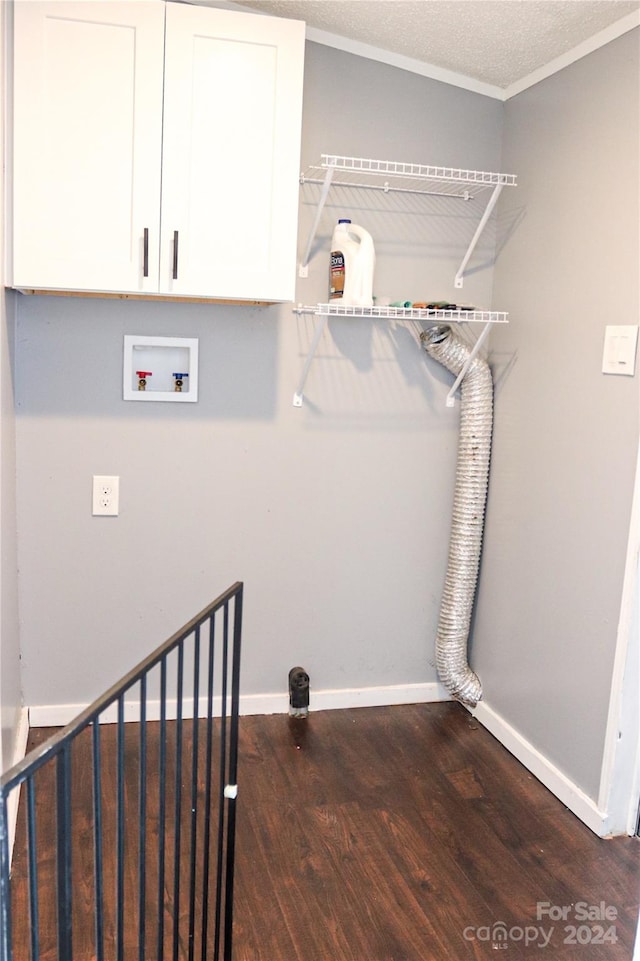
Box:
[11,1,165,293]
[160,4,305,302]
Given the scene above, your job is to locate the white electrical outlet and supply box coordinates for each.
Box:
[92,475,119,516]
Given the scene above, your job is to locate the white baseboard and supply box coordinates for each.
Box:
[309,681,451,711]
[473,700,609,837]
[28,681,450,728]
[7,707,29,863]
[25,689,610,837]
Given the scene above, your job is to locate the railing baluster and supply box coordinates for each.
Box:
[158,656,168,961]
[200,614,216,961]
[213,603,230,961]
[56,745,73,961]
[116,695,125,961]
[188,626,201,961]
[172,641,184,961]
[92,720,105,961]
[139,675,147,961]
[223,588,243,961]
[0,795,12,961]
[26,777,40,961]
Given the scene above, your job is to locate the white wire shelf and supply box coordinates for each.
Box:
[298,154,517,288]
[293,304,508,408]
[294,304,508,324]
[299,154,517,199]
[295,154,516,409]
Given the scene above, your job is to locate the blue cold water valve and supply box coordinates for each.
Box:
[173,372,189,392]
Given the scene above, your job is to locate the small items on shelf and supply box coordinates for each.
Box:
[403,302,474,311]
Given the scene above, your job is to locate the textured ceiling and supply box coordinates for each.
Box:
[235,0,640,89]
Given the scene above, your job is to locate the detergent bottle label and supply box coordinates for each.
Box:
[330,251,345,299]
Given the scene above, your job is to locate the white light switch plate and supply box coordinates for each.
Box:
[602,325,638,376]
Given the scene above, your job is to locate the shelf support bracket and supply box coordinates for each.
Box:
[445,321,492,407]
[293,312,328,406]
[298,166,335,278]
[454,182,504,288]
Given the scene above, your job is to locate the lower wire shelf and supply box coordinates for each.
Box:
[292,303,508,408]
[295,303,508,323]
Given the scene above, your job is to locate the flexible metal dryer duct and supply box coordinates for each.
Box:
[420,325,493,707]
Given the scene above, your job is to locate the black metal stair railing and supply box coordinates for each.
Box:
[0,581,243,961]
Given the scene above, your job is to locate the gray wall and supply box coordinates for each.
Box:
[8,15,640,811]
[0,286,20,773]
[475,29,640,799]
[1,0,23,772]
[14,43,504,710]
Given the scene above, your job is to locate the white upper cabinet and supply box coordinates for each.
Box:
[160,4,305,301]
[9,1,305,302]
[11,1,165,294]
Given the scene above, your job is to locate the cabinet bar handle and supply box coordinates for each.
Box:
[172,230,179,280]
[143,228,149,278]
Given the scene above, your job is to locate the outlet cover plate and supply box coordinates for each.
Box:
[92,475,119,516]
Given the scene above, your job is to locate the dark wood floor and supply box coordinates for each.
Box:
[11,702,640,960]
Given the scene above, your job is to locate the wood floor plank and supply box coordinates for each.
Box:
[233,704,640,961]
[9,702,640,961]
